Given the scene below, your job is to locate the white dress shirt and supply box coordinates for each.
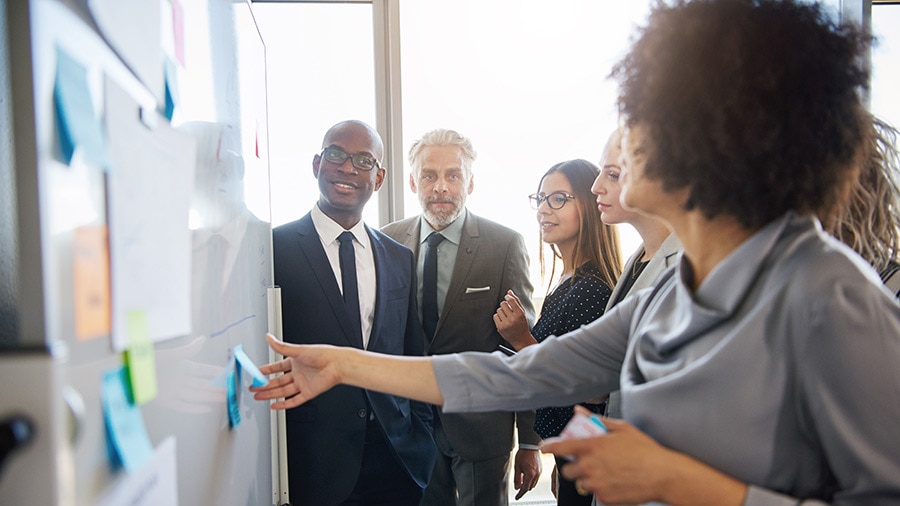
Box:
[310,204,375,348]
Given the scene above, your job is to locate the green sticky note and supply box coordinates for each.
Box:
[124,310,158,405]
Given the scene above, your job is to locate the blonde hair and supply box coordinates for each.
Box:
[823,116,900,272]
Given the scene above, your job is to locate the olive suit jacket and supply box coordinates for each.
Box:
[382,211,541,460]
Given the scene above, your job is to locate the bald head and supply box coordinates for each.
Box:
[322,120,384,162]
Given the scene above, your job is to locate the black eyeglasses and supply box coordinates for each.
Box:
[528,191,575,210]
[320,147,381,171]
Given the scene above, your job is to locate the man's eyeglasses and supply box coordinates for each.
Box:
[528,192,576,210]
[320,147,381,171]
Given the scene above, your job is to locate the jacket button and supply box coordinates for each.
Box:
[357,409,367,418]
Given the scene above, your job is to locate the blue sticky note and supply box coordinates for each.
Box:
[233,344,269,388]
[100,367,154,473]
[54,47,107,166]
[226,369,241,429]
[104,417,121,470]
[163,58,179,122]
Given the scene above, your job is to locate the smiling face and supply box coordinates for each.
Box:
[313,122,385,229]
[409,145,474,230]
[536,172,581,256]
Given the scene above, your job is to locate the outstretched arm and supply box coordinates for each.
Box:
[250,333,444,408]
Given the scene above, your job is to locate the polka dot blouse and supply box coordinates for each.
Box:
[530,261,613,439]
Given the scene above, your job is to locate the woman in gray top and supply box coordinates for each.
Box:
[252,1,900,504]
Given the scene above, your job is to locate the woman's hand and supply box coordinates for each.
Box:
[249,333,344,410]
[493,290,538,350]
[541,407,747,506]
[250,333,445,407]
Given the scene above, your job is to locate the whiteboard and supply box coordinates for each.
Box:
[0,0,276,504]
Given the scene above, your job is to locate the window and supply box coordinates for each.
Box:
[253,2,379,228]
[399,1,652,285]
[872,4,900,128]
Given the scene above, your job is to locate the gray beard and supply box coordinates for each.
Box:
[423,206,462,229]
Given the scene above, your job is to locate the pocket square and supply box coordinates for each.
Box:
[465,286,490,294]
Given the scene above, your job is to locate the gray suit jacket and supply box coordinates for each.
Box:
[605,233,682,313]
[605,233,681,419]
[382,210,542,460]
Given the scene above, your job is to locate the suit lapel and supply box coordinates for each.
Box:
[439,214,479,336]
[366,226,387,351]
[397,219,421,252]
[634,234,680,293]
[606,247,642,311]
[605,234,681,311]
[296,215,364,349]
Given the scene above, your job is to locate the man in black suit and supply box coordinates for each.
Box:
[272,120,436,505]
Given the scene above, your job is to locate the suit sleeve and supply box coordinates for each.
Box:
[502,231,543,445]
[505,232,537,328]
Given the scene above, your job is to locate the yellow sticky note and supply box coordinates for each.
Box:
[124,310,158,405]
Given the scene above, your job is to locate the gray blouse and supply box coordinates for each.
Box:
[433,213,900,505]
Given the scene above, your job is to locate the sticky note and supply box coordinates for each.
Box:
[163,58,179,121]
[73,226,111,340]
[124,310,158,405]
[54,46,107,166]
[101,367,154,473]
[233,344,268,388]
[226,369,241,429]
[171,0,185,67]
[96,436,177,506]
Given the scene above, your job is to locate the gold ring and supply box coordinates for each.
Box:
[575,479,589,496]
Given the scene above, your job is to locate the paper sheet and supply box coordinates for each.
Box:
[104,76,196,350]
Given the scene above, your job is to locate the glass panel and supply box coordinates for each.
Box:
[400,1,653,287]
[872,4,900,129]
[253,3,378,228]
[0,0,18,347]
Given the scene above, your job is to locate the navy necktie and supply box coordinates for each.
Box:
[338,231,361,343]
[422,232,445,340]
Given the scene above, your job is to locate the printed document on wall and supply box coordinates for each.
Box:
[105,76,196,350]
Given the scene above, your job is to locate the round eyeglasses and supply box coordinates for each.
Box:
[320,147,381,171]
[528,191,576,210]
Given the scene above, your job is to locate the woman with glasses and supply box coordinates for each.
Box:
[492,159,621,505]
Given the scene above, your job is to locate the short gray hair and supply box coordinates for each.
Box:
[408,128,477,176]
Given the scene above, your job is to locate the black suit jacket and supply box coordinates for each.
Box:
[273,212,436,506]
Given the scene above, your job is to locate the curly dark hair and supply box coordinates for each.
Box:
[611,0,871,228]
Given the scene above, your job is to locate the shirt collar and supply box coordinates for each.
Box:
[684,212,795,314]
[419,208,466,246]
[311,203,370,250]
